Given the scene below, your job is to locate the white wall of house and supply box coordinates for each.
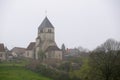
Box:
[0,52,6,60]
[45,50,62,60]
[54,51,62,60]
[25,50,34,58]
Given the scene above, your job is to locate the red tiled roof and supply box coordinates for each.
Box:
[26,42,35,50]
[0,43,5,52]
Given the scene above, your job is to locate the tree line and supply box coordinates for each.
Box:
[27,39,120,80]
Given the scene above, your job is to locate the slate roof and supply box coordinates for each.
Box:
[38,17,54,31]
[45,46,61,52]
[36,36,41,39]
[0,43,5,52]
[26,42,35,50]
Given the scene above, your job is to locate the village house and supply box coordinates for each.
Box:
[11,47,26,58]
[0,43,6,61]
[25,42,35,59]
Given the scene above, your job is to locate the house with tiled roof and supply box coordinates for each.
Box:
[11,47,26,57]
[25,42,35,59]
[0,43,6,61]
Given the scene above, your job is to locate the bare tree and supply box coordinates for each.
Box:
[89,39,120,80]
[95,38,120,52]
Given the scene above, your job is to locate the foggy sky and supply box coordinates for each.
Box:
[0,0,120,50]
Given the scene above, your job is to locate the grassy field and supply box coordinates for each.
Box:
[0,61,52,80]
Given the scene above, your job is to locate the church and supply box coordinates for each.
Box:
[25,17,62,60]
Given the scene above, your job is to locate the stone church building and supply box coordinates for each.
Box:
[25,17,62,60]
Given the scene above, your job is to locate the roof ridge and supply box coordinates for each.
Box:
[38,17,54,31]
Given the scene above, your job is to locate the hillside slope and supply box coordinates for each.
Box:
[0,62,52,80]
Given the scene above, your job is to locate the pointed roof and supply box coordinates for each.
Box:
[11,47,26,54]
[38,17,54,30]
[0,43,5,52]
[26,42,35,50]
[45,46,61,52]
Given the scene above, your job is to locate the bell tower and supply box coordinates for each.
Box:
[35,16,62,60]
[38,17,54,42]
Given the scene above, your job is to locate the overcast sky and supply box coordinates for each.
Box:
[0,0,120,50]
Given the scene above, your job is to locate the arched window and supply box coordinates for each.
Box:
[48,29,52,33]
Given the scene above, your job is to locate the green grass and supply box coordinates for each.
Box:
[0,61,52,80]
[0,59,29,67]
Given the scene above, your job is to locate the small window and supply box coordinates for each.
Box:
[48,29,52,33]
[0,54,2,57]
